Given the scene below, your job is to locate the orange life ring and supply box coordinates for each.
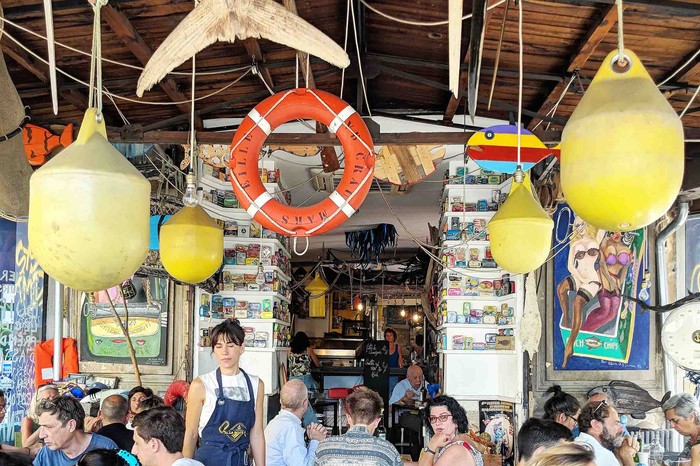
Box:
[229,88,375,237]
[163,379,190,407]
[34,338,79,389]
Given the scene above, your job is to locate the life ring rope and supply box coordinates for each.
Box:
[228,88,375,238]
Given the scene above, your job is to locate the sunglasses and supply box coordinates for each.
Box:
[605,252,630,266]
[429,413,453,424]
[575,248,598,260]
[567,414,579,425]
[592,400,608,415]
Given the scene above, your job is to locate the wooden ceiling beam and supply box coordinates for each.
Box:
[1,38,89,112]
[443,0,500,123]
[282,0,340,173]
[241,38,276,90]
[101,5,203,129]
[527,3,624,130]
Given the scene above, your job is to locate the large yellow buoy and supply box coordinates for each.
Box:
[561,49,684,231]
[488,173,553,274]
[305,272,329,317]
[28,109,150,291]
[159,180,223,284]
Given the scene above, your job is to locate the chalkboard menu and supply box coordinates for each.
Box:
[363,339,390,414]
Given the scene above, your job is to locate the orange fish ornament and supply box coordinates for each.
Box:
[23,123,74,166]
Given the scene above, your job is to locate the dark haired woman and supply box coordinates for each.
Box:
[543,385,581,435]
[420,395,482,466]
[288,331,320,426]
[77,449,140,466]
[184,319,265,466]
[384,327,404,396]
[126,386,154,426]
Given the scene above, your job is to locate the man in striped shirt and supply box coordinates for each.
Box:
[314,388,402,466]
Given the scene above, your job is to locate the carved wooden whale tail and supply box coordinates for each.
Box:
[137,0,350,96]
[0,5,32,218]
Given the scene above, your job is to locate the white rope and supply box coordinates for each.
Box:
[516,0,523,170]
[531,74,577,131]
[1,29,254,106]
[189,47,197,173]
[349,0,372,116]
[616,0,627,66]
[0,15,250,77]
[340,0,352,100]
[680,83,700,118]
[658,47,700,87]
[359,0,506,27]
[105,88,131,125]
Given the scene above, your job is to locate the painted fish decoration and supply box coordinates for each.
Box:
[137,0,350,96]
[467,125,560,174]
[586,380,671,419]
[23,123,73,166]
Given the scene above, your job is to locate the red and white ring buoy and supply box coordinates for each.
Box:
[229,88,375,237]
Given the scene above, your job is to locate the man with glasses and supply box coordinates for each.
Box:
[314,387,402,466]
[574,401,637,466]
[662,393,700,465]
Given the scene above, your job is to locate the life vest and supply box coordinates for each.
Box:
[34,338,79,388]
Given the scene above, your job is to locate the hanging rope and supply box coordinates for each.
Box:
[680,84,700,118]
[616,0,627,67]
[515,0,524,181]
[359,0,506,27]
[88,0,108,120]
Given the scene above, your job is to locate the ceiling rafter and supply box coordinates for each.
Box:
[242,38,276,90]
[443,0,501,124]
[100,4,203,129]
[0,37,111,122]
[282,0,340,173]
[527,3,625,130]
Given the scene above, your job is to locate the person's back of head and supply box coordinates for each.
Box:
[543,385,580,422]
[77,449,140,466]
[101,395,129,424]
[290,331,310,354]
[137,395,165,412]
[518,417,574,463]
[280,379,308,412]
[37,395,86,430]
[524,442,595,466]
[132,405,185,454]
[345,387,383,427]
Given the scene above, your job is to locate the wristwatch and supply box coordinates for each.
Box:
[423,447,436,455]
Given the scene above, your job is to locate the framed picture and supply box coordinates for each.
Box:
[534,203,660,392]
[70,278,190,378]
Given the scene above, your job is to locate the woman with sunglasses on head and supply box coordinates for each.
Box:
[557,216,605,368]
[21,384,59,449]
[183,319,265,466]
[419,395,483,466]
[543,385,581,436]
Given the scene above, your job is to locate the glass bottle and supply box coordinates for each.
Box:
[648,433,665,466]
[375,417,387,440]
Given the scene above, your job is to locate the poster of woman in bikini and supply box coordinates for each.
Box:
[552,203,649,370]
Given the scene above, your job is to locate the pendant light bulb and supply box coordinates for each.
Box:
[255,264,266,286]
[400,308,406,318]
[183,173,198,207]
[412,312,420,322]
[357,301,364,312]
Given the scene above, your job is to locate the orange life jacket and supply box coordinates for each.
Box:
[34,338,79,388]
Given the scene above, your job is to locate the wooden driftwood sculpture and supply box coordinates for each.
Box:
[0,4,32,218]
[137,0,350,96]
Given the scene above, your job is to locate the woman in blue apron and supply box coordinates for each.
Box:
[184,319,266,466]
[385,327,403,397]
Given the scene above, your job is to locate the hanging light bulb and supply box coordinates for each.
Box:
[400,307,406,318]
[160,171,223,284]
[353,295,363,312]
[255,264,266,286]
[412,311,420,322]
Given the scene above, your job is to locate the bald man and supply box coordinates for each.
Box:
[96,395,134,451]
[389,365,425,406]
[264,379,326,466]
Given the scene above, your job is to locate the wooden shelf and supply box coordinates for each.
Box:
[439,294,516,304]
[224,237,291,258]
[199,316,290,327]
[437,323,516,330]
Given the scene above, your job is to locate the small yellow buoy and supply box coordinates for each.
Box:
[305,272,329,317]
[488,173,553,274]
[28,109,150,291]
[561,49,684,231]
[159,181,223,284]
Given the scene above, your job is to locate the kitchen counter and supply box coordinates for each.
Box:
[312,366,408,375]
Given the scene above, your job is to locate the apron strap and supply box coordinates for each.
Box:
[215,368,226,405]
[239,368,255,403]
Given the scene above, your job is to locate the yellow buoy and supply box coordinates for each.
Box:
[159,200,223,284]
[561,49,684,231]
[28,109,150,291]
[305,272,329,317]
[488,173,553,274]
